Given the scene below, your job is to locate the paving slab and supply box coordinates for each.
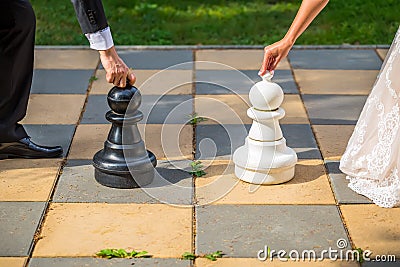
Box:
[91,69,193,95]
[196,160,335,205]
[195,95,251,125]
[195,94,308,125]
[68,124,192,160]
[21,94,86,124]
[104,50,193,70]
[24,124,76,157]
[34,49,99,70]
[33,203,192,257]
[288,49,382,70]
[53,160,193,205]
[0,202,46,256]
[0,159,61,201]
[196,205,349,258]
[0,257,27,267]
[282,124,321,159]
[195,49,290,70]
[28,258,190,267]
[241,70,299,94]
[82,94,193,124]
[362,261,400,267]
[195,70,298,95]
[376,49,389,61]
[293,69,378,95]
[196,124,320,160]
[325,161,372,204]
[195,124,249,160]
[312,125,355,161]
[31,70,93,94]
[195,258,359,266]
[302,95,368,125]
[340,205,400,257]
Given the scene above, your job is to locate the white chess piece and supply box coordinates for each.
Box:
[233,72,297,184]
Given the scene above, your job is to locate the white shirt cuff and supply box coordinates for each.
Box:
[85,27,114,50]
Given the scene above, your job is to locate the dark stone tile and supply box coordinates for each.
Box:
[195,124,250,160]
[31,70,93,94]
[362,260,400,267]
[24,124,76,157]
[80,95,108,124]
[100,50,193,70]
[302,95,368,125]
[81,94,193,124]
[288,49,382,70]
[196,205,349,258]
[195,70,298,95]
[141,95,193,124]
[325,161,372,204]
[196,124,320,160]
[282,124,322,159]
[53,160,192,205]
[29,258,190,267]
[195,70,252,95]
[242,70,299,94]
[0,202,46,256]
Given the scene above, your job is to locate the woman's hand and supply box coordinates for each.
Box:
[259,38,294,76]
[99,46,136,88]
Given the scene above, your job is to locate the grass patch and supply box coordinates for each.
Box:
[31,0,398,45]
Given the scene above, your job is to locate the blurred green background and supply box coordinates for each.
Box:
[32,0,399,45]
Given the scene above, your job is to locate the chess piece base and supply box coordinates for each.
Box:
[94,150,156,189]
[234,164,295,185]
[233,138,297,185]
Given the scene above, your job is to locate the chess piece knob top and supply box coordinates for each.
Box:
[249,72,283,111]
[107,84,142,114]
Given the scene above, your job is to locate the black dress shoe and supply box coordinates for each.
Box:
[0,137,63,159]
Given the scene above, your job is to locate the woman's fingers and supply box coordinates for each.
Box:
[259,49,271,76]
[259,49,275,76]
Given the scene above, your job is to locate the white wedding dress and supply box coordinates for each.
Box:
[339,27,400,208]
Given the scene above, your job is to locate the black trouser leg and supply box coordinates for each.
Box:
[0,0,35,142]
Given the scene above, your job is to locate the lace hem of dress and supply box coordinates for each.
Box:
[347,174,400,208]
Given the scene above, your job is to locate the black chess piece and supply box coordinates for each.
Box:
[93,84,157,189]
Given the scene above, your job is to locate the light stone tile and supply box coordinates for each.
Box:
[91,69,193,95]
[0,257,27,267]
[376,49,389,61]
[293,70,378,95]
[196,50,290,70]
[340,204,400,257]
[33,203,192,257]
[68,124,193,160]
[0,159,61,201]
[195,95,251,125]
[195,94,308,125]
[312,125,355,161]
[21,94,86,124]
[281,94,309,124]
[196,160,335,205]
[34,49,99,70]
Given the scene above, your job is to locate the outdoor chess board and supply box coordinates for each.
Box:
[0,47,399,266]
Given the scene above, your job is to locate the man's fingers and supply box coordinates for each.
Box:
[127,73,136,85]
[106,72,114,84]
[119,73,127,88]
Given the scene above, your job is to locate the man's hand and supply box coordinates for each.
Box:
[99,46,136,88]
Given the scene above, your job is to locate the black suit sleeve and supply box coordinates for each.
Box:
[71,0,108,34]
